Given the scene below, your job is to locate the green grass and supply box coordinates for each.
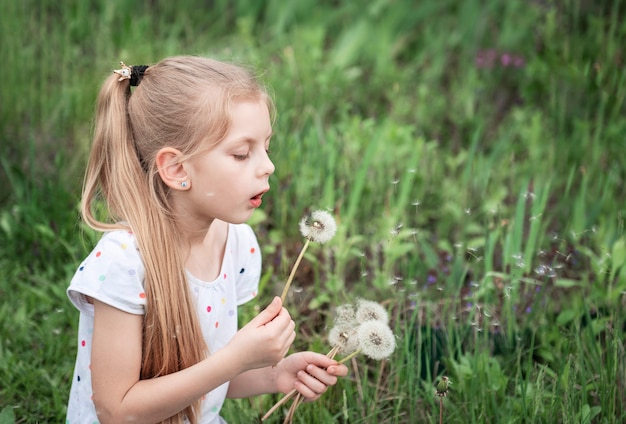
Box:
[1,0,625,422]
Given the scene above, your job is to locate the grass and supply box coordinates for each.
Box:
[1,0,625,422]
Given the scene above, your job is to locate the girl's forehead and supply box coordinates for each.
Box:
[229,100,272,124]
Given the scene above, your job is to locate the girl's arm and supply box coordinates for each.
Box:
[90,297,294,424]
[226,352,348,400]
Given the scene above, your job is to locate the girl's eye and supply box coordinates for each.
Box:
[234,153,250,161]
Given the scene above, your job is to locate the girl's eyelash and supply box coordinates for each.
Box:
[234,153,250,161]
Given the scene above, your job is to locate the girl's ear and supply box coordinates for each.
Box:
[156,147,190,190]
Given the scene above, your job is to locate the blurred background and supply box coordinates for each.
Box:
[1,0,625,422]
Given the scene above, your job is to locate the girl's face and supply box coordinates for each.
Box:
[184,99,275,225]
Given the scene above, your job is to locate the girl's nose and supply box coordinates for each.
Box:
[261,152,275,177]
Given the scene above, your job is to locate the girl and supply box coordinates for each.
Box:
[66,56,347,424]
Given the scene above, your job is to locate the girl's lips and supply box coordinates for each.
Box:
[249,191,267,208]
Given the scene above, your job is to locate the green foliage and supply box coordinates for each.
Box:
[0,407,15,424]
[2,0,626,422]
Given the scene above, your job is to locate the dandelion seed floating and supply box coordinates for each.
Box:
[280,210,337,303]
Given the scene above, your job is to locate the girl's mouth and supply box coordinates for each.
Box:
[249,194,263,208]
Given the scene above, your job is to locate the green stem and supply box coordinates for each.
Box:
[280,238,311,303]
[337,349,362,364]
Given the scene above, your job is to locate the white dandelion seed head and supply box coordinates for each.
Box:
[355,299,389,325]
[328,326,359,354]
[356,321,396,361]
[299,210,337,243]
[333,304,357,327]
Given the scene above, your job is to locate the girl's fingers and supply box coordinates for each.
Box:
[295,374,326,399]
[297,369,329,394]
[304,364,338,386]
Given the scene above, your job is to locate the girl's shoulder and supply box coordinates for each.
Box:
[98,227,138,244]
[68,228,146,316]
[90,228,143,266]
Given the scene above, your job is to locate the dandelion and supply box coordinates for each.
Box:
[328,326,359,355]
[263,300,395,422]
[435,376,451,424]
[334,304,357,327]
[435,376,450,397]
[337,319,396,364]
[327,304,360,354]
[355,320,396,360]
[298,210,337,244]
[280,210,337,302]
[355,299,389,325]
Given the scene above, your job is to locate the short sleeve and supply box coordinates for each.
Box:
[67,230,146,316]
[229,224,261,305]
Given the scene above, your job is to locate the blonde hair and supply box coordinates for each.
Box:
[81,56,272,424]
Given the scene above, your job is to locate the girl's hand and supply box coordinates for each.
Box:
[227,297,296,371]
[275,352,349,401]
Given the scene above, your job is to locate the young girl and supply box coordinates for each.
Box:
[66,56,347,424]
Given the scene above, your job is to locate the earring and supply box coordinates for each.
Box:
[181,181,188,188]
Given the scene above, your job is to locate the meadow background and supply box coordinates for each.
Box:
[1,0,625,422]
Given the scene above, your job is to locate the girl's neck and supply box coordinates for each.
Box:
[184,219,228,282]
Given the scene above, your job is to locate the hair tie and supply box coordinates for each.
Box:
[130,65,149,87]
[113,62,149,87]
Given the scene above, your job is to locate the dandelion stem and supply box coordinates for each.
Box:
[337,349,362,364]
[280,238,311,303]
[261,389,298,421]
[284,392,301,424]
[352,356,364,416]
[439,397,444,424]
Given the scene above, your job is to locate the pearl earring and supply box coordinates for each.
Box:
[181,181,188,188]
